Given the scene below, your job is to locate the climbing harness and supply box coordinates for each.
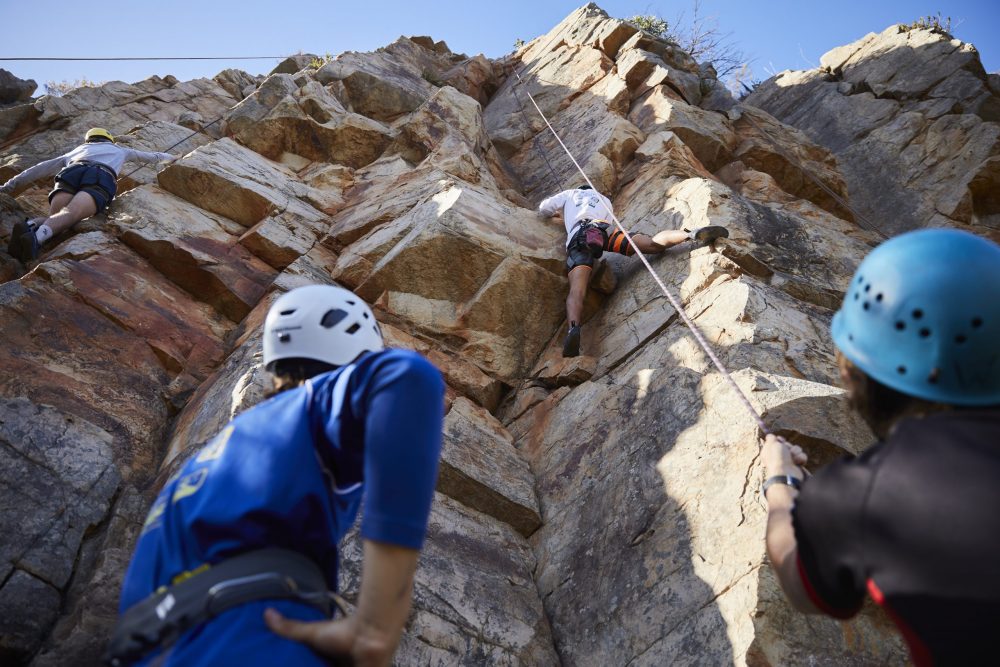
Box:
[512,68,772,434]
[104,548,349,666]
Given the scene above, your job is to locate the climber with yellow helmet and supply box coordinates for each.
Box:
[761,228,1000,664]
[1,127,177,263]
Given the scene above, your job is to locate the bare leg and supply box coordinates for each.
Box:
[649,229,690,248]
[566,265,592,325]
[47,191,74,216]
[43,191,98,236]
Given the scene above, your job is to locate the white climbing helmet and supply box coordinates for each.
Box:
[263,284,384,370]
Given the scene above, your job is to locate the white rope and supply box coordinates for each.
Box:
[513,70,771,435]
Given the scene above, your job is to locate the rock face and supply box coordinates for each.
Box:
[1,3,985,665]
[747,24,1000,239]
[0,69,37,106]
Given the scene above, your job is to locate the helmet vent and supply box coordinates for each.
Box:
[279,333,291,343]
[876,293,883,302]
[971,317,983,328]
[280,309,296,316]
[919,328,931,338]
[928,368,940,383]
[895,321,906,331]
[864,284,871,293]
[955,334,967,344]
[863,302,870,311]
[346,299,357,305]
[854,292,860,301]
[912,309,924,319]
[897,365,907,374]
[363,312,370,319]
[321,309,348,328]
[345,322,361,335]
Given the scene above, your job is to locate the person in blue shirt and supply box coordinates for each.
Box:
[108,284,445,667]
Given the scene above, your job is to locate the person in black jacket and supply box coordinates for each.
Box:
[762,228,1000,666]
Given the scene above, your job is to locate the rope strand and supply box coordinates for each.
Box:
[119,115,225,181]
[512,70,771,435]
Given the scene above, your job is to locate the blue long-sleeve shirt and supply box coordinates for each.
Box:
[118,348,444,666]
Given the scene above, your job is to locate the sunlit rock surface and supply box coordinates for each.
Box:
[8,3,994,664]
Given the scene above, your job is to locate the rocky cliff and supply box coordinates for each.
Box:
[0,4,991,665]
[747,23,1000,239]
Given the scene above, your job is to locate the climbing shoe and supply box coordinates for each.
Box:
[15,223,40,263]
[562,324,582,358]
[689,226,729,243]
[7,219,33,257]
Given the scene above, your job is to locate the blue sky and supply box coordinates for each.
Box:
[1,1,997,93]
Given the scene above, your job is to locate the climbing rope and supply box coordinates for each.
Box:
[118,115,226,182]
[509,79,568,195]
[512,69,772,435]
[508,65,885,241]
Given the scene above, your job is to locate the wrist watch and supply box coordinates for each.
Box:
[762,475,802,499]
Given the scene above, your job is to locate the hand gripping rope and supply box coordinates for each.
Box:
[512,69,772,435]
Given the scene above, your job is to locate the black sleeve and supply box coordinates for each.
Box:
[792,447,881,618]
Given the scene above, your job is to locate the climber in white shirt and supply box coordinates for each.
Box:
[538,184,728,357]
[1,127,177,263]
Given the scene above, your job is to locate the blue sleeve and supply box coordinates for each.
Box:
[357,351,444,549]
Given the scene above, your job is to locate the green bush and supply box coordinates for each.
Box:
[308,53,334,69]
[627,14,669,40]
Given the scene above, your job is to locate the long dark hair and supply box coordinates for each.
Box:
[838,352,944,438]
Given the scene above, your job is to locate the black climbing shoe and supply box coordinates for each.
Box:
[7,220,32,257]
[689,226,729,243]
[15,223,40,263]
[562,324,581,358]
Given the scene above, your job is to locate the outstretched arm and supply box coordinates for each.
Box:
[538,191,568,218]
[762,434,820,613]
[122,147,177,165]
[1,156,67,194]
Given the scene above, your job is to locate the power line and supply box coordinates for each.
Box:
[0,56,288,62]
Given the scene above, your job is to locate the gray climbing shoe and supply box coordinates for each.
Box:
[689,226,729,243]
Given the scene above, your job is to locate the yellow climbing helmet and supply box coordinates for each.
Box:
[85,128,115,143]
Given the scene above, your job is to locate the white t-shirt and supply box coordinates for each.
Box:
[538,188,615,247]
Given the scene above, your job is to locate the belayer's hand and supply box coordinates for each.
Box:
[762,433,807,479]
[265,608,394,667]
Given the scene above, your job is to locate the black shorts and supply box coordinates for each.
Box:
[565,222,635,271]
[49,163,117,213]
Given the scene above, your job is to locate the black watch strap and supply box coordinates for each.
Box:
[762,474,802,497]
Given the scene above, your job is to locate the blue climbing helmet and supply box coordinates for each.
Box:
[831,228,1000,406]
